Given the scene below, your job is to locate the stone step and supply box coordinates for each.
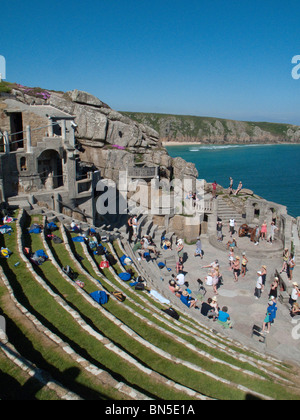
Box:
[8,198,32,211]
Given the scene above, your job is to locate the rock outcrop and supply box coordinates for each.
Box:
[2,84,198,183]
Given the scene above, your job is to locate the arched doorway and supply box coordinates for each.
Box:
[38,150,63,190]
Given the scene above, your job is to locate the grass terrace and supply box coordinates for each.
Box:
[0,210,300,400]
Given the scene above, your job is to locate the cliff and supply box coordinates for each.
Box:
[0,82,199,182]
[120,112,300,144]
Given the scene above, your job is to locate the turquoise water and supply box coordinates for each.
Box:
[166,144,300,218]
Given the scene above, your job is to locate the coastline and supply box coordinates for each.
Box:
[163,141,300,147]
[165,142,300,218]
[162,141,203,146]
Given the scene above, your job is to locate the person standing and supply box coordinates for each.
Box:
[229,177,234,195]
[260,221,267,241]
[228,248,235,271]
[261,265,267,293]
[132,215,138,239]
[290,283,300,307]
[269,277,279,300]
[127,216,134,244]
[212,181,218,199]
[176,239,184,264]
[268,296,278,324]
[229,218,235,238]
[254,225,260,246]
[216,220,223,242]
[288,253,296,281]
[262,302,273,334]
[255,271,263,299]
[241,252,248,277]
[194,237,203,258]
[268,221,278,244]
[212,266,220,295]
[280,248,289,274]
[233,256,240,283]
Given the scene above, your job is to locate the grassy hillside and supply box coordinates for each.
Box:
[120,111,300,143]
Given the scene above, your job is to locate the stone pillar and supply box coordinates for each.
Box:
[54,193,61,213]
[281,214,293,250]
[3,131,9,154]
[207,199,218,236]
[61,120,66,142]
[48,120,54,137]
[26,126,32,153]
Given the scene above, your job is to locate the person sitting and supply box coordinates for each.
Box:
[180,290,198,309]
[168,280,177,293]
[162,238,172,250]
[201,297,214,317]
[217,306,233,329]
[174,285,182,298]
[226,238,237,250]
[70,220,81,233]
[234,181,243,196]
[175,272,186,287]
[291,302,300,318]
[176,260,184,274]
[141,238,158,258]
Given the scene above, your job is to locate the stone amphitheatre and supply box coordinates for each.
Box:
[0,82,300,401]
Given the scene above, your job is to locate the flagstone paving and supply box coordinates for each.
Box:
[151,229,300,365]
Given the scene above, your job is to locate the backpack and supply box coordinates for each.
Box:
[106,253,117,266]
[112,291,126,302]
[96,245,106,255]
[63,266,77,280]
[162,308,180,321]
[52,235,63,244]
[135,282,145,291]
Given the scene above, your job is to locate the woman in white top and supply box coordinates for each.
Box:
[205,269,213,287]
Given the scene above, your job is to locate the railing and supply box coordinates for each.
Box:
[127,167,158,179]
[195,199,213,214]
[0,121,65,154]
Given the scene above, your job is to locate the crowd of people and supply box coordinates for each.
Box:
[127,187,298,339]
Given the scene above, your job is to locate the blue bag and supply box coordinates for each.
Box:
[90,291,109,305]
[72,236,85,242]
[47,222,58,231]
[29,227,42,234]
[119,272,132,282]
[35,249,48,259]
[158,262,165,269]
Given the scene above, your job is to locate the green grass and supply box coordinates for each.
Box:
[1,211,299,400]
[0,343,60,400]
[120,111,298,141]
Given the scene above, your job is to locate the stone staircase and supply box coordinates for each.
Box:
[216,195,245,228]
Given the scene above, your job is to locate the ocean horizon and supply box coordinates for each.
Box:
[166,143,300,218]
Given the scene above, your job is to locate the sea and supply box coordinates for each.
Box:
[165,144,300,218]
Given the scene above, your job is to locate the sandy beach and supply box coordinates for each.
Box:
[162,141,203,146]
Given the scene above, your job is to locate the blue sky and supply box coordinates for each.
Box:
[1,0,300,124]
